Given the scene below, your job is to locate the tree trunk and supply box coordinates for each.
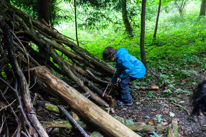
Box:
[140,0,146,67]
[74,0,79,46]
[122,0,133,36]
[153,0,161,39]
[200,0,206,16]
[34,66,141,137]
[38,0,50,24]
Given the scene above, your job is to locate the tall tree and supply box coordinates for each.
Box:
[200,0,206,16]
[122,0,133,36]
[74,0,79,46]
[153,0,161,39]
[38,0,50,24]
[10,0,65,26]
[140,0,146,67]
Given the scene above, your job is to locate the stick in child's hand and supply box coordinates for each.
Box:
[102,83,110,97]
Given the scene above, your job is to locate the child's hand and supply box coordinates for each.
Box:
[117,77,121,83]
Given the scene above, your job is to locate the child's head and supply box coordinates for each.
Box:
[103,46,117,62]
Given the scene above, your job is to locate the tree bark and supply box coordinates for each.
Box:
[122,0,133,36]
[200,0,206,16]
[153,0,161,39]
[34,66,141,137]
[140,0,146,67]
[74,0,80,46]
[38,0,50,24]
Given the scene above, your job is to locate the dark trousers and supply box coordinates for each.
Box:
[118,76,136,102]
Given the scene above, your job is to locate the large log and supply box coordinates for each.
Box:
[167,123,179,137]
[34,66,140,137]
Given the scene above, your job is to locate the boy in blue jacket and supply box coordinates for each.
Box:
[103,46,146,106]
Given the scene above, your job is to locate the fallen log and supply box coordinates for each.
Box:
[34,66,141,137]
[114,116,167,133]
[40,120,87,129]
[89,131,105,137]
[34,100,60,113]
[167,123,179,137]
[130,85,159,90]
[126,124,166,133]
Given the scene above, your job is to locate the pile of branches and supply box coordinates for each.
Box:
[0,1,165,137]
[0,1,127,137]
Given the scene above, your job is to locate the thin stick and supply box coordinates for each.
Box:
[0,99,16,112]
[58,105,89,137]
[171,101,190,115]
[102,71,116,97]
[107,88,113,97]
[10,30,31,86]
[102,83,110,97]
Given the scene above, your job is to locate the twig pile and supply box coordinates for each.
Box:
[0,1,119,136]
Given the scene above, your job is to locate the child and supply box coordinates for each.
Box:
[103,46,146,106]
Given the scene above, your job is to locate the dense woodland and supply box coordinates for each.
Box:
[0,0,206,137]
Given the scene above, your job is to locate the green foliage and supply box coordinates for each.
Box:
[170,97,177,102]
[1,71,7,79]
[11,0,70,25]
[56,1,206,67]
[147,92,154,98]
[54,0,206,101]
[154,114,164,123]
[163,89,172,97]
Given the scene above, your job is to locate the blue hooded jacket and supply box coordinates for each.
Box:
[111,48,146,83]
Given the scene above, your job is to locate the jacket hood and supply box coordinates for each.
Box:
[116,48,128,58]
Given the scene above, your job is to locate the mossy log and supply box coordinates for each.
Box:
[126,124,166,133]
[167,123,179,137]
[40,120,87,129]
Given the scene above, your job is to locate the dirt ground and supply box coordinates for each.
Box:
[112,90,205,137]
[111,67,206,137]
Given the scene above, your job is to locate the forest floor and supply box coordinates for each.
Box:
[2,61,206,137]
[25,67,206,137]
[111,66,206,137]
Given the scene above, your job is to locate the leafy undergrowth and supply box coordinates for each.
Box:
[110,53,206,137]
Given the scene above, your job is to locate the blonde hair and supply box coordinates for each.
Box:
[103,46,117,60]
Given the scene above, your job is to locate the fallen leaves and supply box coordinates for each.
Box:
[149,119,156,126]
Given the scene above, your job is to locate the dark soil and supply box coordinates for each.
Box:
[111,67,206,137]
